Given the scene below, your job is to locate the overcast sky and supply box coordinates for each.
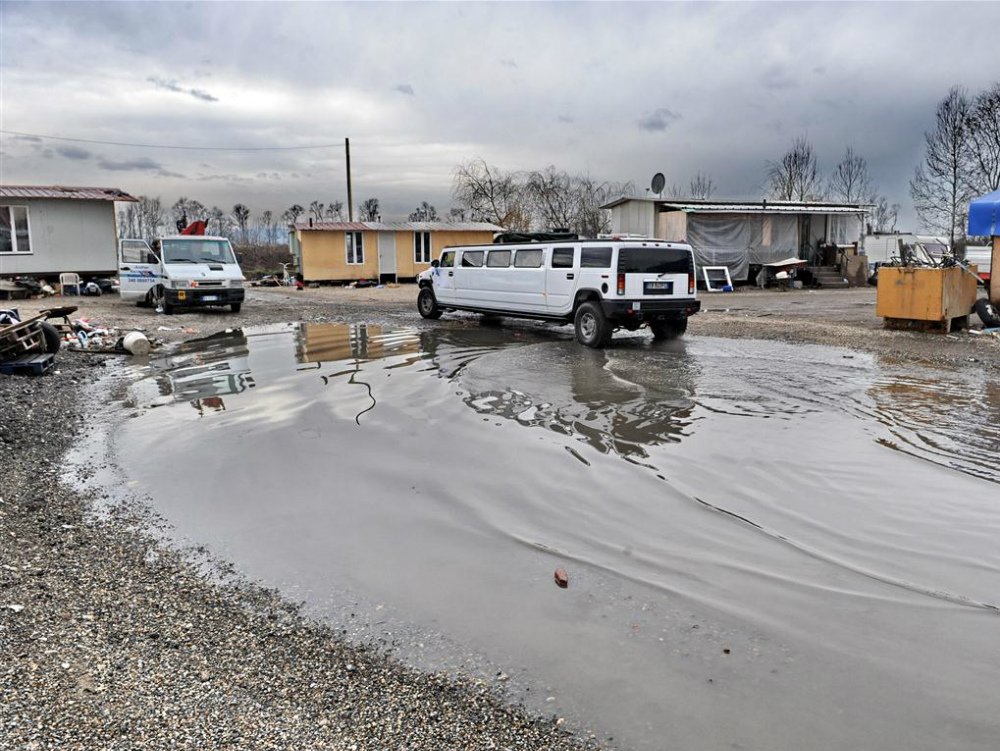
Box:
[2,1,998,228]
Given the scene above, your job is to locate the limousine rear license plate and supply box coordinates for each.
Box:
[644,281,674,294]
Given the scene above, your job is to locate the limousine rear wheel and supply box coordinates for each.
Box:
[575,302,612,348]
[417,287,442,319]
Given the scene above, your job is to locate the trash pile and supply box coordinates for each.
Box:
[64,317,154,355]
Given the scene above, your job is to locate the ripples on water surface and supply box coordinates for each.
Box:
[120,323,1000,751]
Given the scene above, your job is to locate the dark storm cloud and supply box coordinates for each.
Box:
[147,76,219,102]
[3,1,999,228]
[638,108,681,133]
[55,145,92,160]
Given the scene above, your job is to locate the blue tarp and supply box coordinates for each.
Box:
[968,189,1000,236]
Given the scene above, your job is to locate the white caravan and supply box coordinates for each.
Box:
[119,235,245,314]
[416,239,700,347]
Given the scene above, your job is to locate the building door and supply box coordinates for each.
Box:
[377,232,396,282]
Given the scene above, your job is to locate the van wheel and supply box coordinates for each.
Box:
[230,303,242,313]
[152,286,174,315]
[575,301,612,347]
[417,288,442,319]
[651,316,688,341]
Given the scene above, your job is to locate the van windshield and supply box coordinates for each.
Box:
[620,247,689,274]
[162,239,236,265]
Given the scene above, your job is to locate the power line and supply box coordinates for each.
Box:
[0,129,342,152]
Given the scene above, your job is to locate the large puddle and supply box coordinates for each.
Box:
[115,322,999,750]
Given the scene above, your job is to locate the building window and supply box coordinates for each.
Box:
[414,232,432,264]
[346,231,364,265]
[0,206,32,254]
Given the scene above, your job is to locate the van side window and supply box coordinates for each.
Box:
[487,250,511,267]
[461,250,485,267]
[581,247,612,268]
[439,250,455,268]
[551,247,575,268]
[514,249,543,268]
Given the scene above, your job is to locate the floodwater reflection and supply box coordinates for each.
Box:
[120,322,1000,751]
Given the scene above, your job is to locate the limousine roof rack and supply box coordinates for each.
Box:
[493,231,579,244]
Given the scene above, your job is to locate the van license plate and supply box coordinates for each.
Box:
[644,281,673,294]
[203,295,219,302]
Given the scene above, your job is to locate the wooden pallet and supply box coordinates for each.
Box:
[0,352,56,376]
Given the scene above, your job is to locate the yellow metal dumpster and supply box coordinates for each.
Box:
[876,266,978,332]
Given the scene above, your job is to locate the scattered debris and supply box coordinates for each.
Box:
[554,568,569,589]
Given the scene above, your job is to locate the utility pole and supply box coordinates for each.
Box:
[345,137,354,222]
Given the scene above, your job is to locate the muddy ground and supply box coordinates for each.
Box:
[10,283,1000,366]
[1,285,997,749]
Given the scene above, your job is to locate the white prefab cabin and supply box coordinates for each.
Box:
[0,185,138,278]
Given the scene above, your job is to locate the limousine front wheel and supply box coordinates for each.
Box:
[574,302,612,348]
[417,288,442,319]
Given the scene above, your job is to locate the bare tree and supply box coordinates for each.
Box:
[257,210,277,246]
[409,201,439,222]
[767,136,824,201]
[171,197,207,231]
[870,197,900,233]
[325,201,345,221]
[358,198,380,222]
[574,175,635,238]
[232,204,251,243]
[967,81,1000,195]
[209,206,232,237]
[118,196,166,242]
[910,86,976,247]
[828,147,875,203]
[688,172,716,200]
[527,166,578,230]
[281,204,304,226]
[452,158,530,230]
[448,207,467,222]
[309,201,325,222]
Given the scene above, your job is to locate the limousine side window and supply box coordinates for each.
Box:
[439,250,455,268]
[514,249,544,268]
[551,247,575,268]
[581,247,612,268]
[461,250,485,267]
[487,250,511,267]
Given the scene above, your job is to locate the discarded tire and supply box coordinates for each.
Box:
[974,298,1000,328]
[39,321,61,354]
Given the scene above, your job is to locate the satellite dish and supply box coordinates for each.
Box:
[651,172,666,196]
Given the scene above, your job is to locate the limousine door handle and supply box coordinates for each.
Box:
[448,271,454,277]
[566,273,575,280]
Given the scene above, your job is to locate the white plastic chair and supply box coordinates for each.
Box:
[59,273,82,296]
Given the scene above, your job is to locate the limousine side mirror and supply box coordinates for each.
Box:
[431,259,440,268]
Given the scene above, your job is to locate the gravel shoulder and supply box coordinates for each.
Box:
[2,284,996,749]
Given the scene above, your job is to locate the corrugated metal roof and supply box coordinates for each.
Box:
[0,185,139,202]
[293,220,504,232]
[601,196,871,214]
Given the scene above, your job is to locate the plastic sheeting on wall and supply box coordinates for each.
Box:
[685,214,799,281]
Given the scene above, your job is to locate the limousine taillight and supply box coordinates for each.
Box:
[688,271,695,295]
[617,272,626,296]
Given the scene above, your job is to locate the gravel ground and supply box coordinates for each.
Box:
[1,354,598,749]
[2,284,996,750]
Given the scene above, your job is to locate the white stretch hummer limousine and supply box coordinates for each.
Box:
[416,238,700,347]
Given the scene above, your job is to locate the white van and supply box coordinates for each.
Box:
[119,235,245,314]
[415,239,700,347]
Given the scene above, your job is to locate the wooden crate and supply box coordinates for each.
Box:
[876,266,978,332]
